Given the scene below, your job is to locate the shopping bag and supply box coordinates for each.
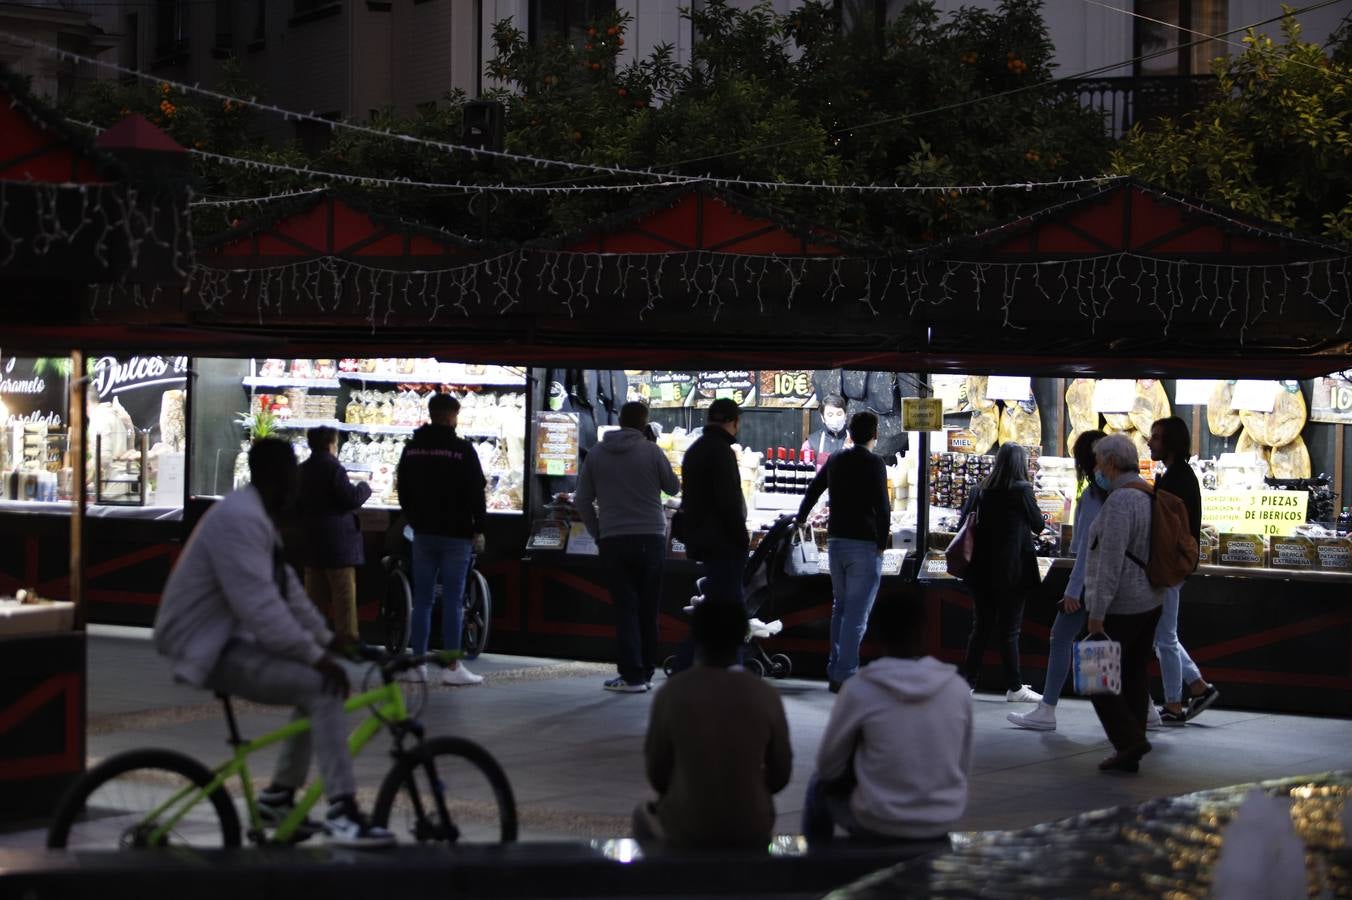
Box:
[1071,633,1122,695]
[783,526,821,577]
[944,504,979,579]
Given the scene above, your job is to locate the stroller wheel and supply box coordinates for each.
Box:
[744,657,766,678]
[662,656,676,677]
[770,654,792,679]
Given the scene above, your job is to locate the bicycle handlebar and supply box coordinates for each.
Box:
[346,643,464,680]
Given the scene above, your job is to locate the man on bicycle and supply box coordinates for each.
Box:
[154,439,394,847]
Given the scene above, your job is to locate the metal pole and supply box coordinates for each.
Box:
[69,349,87,630]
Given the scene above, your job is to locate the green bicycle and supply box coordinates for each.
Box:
[47,648,517,849]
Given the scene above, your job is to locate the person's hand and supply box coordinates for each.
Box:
[1087,618,1105,635]
[472,533,486,554]
[1061,594,1081,613]
[314,655,350,697]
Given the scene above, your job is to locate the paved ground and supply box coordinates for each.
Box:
[2,626,1349,849]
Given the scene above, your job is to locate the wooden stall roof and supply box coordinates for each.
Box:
[536,184,875,256]
[0,67,118,184]
[198,191,496,266]
[949,179,1344,264]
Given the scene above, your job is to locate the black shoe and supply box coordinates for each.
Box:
[1185,684,1220,720]
[1159,707,1188,726]
[1098,740,1151,773]
[257,787,323,842]
[828,680,841,694]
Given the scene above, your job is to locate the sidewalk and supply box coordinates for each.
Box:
[4,626,1349,849]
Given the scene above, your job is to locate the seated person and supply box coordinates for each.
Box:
[153,439,393,847]
[803,598,972,843]
[634,601,792,849]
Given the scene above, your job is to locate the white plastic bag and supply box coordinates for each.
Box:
[1071,634,1121,695]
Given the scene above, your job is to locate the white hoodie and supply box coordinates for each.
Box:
[816,656,973,838]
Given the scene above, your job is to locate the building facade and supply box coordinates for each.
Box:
[0,1,118,102]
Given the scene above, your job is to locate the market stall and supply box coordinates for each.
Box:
[0,70,193,819]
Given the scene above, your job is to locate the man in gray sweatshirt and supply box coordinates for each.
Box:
[575,401,681,692]
[1084,433,1166,773]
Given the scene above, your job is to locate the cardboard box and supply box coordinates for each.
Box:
[1217,533,1267,567]
[1269,535,1316,571]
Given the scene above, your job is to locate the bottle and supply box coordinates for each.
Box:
[764,447,777,493]
[786,449,800,494]
[777,448,788,494]
[801,449,815,492]
[1340,507,1351,534]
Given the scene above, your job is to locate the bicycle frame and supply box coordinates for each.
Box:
[141,682,410,846]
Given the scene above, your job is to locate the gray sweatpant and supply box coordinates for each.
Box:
[204,641,355,801]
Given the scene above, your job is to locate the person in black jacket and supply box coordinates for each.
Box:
[1148,416,1219,723]
[396,393,487,686]
[297,426,371,645]
[797,412,891,692]
[957,442,1044,702]
[671,398,747,674]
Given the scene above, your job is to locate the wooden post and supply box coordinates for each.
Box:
[1335,426,1344,513]
[69,349,86,630]
[1054,377,1066,455]
[1191,406,1202,457]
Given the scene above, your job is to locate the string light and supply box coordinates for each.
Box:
[17,36,1135,196]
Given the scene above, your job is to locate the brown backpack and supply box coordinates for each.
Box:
[1121,481,1200,588]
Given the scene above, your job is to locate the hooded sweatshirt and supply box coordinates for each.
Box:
[815,656,973,838]
[575,427,681,540]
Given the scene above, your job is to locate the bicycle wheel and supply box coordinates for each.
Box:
[47,748,241,849]
[383,567,412,655]
[372,736,517,844]
[461,568,492,659]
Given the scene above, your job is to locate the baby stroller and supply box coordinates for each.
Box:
[663,514,800,679]
[380,515,492,660]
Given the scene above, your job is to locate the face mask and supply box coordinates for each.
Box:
[822,410,846,433]
[1093,470,1112,491]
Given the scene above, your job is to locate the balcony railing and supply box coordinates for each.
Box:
[1057,75,1219,139]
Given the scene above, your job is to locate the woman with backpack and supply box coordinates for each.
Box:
[956,442,1045,702]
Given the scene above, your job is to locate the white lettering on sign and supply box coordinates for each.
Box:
[90,356,188,400]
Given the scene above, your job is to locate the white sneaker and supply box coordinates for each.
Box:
[399,664,428,684]
[1146,704,1163,732]
[1006,685,1043,703]
[1008,702,1057,731]
[324,799,395,849]
[440,664,484,686]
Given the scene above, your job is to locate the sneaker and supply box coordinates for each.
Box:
[1008,702,1057,731]
[1159,707,1187,726]
[1185,684,1220,720]
[440,664,484,686]
[827,680,841,694]
[399,663,428,684]
[1146,705,1164,731]
[603,676,649,693]
[324,798,395,849]
[1006,685,1042,703]
[257,794,323,843]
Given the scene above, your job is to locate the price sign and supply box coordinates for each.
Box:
[649,371,696,408]
[695,370,756,408]
[1203,490,1309,536]
[534,412,579,477]
[901,397,943,431]
[1311,376,1352,425]
[757,370,815,408]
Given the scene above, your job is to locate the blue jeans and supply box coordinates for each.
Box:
[827,538,883,684]
[670,552,745,674]
[1154,584,1203,703]
[1041,606,1087,707]
[410,534,472,657]
[599,534,666,684]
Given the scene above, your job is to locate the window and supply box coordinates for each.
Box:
[154,0,188,58]
[124,12,139,71]
[215,0,234,51]
[1136,0,1228,76]
[294,0,334,14]
[295,112,340,155]
[253,0,266,40]
[530,0,616,47]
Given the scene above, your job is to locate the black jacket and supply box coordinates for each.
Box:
[678,426,748,559]
[960,483,1044,591]
[297,451,371,568]
[396,424,487,538]
[1155,459,1202,542]
[798,446,891,550]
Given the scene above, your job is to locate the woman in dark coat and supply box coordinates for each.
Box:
[297,426,371,644]
[957,442,1045,701]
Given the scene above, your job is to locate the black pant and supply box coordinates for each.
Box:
[670,552,745,675]
[1090,606,1163,752]
[599,534,666,685]
[962,585,1027,691]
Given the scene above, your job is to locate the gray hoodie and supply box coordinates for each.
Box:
[816,656,973,838]
[574,427,681,540]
